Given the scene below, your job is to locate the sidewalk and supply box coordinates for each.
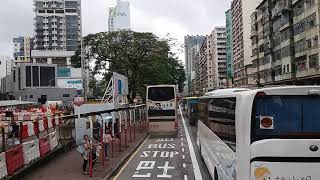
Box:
[22,125,147,180]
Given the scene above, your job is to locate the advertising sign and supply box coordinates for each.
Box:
[113,72,128,96]
[58,79,83,90]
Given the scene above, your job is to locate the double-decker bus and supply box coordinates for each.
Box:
[146,85,178,135]
[197,86,320,180]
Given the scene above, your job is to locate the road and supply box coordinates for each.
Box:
[112,109,212,180]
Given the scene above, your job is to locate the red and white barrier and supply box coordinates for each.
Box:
[22,139,40,165]
[39,136,50,157]
[49,131,58,151]
[0,152,7,179]
[21,122,35,139]
[5,144,24,175]
[47,116,53,129]
[38,120,45,132]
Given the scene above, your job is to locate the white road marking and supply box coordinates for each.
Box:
[182,148,185,152]
[181,137,184,141]
[181,142,184,146]
[184,175,188,180]
[179,108,203,180]
[183,163,186,168]
[182,155,185,159]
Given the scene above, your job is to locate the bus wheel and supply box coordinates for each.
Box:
[214,168,219,180]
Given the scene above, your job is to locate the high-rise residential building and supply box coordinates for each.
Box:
[250,0,320,86]
[108,0,131,32]
[193,28,227,94]
[194,37,208,94]
[225,9,234,86]
[231,0,261,87]
[13,37,34,62]
[210,27,227,89]
[184,35,206,94]
[33,0,81,51]
[32,0,84,94]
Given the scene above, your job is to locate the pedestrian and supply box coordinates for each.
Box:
[103,128,112,160]
[82,134,90,175]
[114,118,120,142]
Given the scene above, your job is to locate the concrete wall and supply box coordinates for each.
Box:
[13,88,77,102]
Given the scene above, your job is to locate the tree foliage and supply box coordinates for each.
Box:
[71,31,185,102]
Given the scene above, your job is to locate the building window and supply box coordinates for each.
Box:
[26,66,31,87]
[287,64,289,72]
[32,66,39,87]
[63,94,70,97]
[29,95,33,98]
[309,54,319,68]
[57,67,71,77]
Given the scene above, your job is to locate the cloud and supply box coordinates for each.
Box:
[0,0,232,59]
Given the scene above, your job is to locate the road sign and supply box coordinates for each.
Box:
[74,96,85,106]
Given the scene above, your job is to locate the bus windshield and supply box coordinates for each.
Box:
[148,87,174,101]
[251,96,320,142]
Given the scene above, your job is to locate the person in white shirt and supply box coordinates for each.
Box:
[103,128,113,160]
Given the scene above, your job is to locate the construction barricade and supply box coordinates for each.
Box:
[48,132,58,151]
[20,122,35,139]
[0,152,7,179]
[39,136,50,157]
[22,139,40,165]
[5,144,24,175]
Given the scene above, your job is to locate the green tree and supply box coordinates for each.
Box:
[71,31,186,102]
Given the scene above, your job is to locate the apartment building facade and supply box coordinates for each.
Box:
[32,0,85,93]
[226,9,234,85]
[13,37,34,62]
[210,27,227,89]
[250,0,320,86]
[194,37,209,94]
[184,35,206,94]
[231,0,261,87]
[192,28,228,94]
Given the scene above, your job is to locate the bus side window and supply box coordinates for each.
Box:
[199,98,209,125]
[208,97,236,152]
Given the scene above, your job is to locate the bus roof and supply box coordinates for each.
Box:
[202,86,320,98]
[203,88,250,97]
[147,85,176,88]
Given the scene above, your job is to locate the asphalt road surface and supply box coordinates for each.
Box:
[112,108,212,180]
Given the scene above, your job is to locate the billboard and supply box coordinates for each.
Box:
[108,0,130,31]
[58,79,83,90]
[113,72,128,95]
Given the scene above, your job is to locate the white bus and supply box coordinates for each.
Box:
[146,85,178,134]
[197,86,320,180]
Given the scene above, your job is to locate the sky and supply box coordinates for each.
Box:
[0,0,232,62]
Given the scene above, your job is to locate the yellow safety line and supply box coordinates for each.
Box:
[112,135,150,180]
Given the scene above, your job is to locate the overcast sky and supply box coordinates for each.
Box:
[0,0,231,61]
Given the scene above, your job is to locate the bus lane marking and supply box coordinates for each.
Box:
[180,107,203,180]
[113,135,150,180]
[132,140,179,178]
